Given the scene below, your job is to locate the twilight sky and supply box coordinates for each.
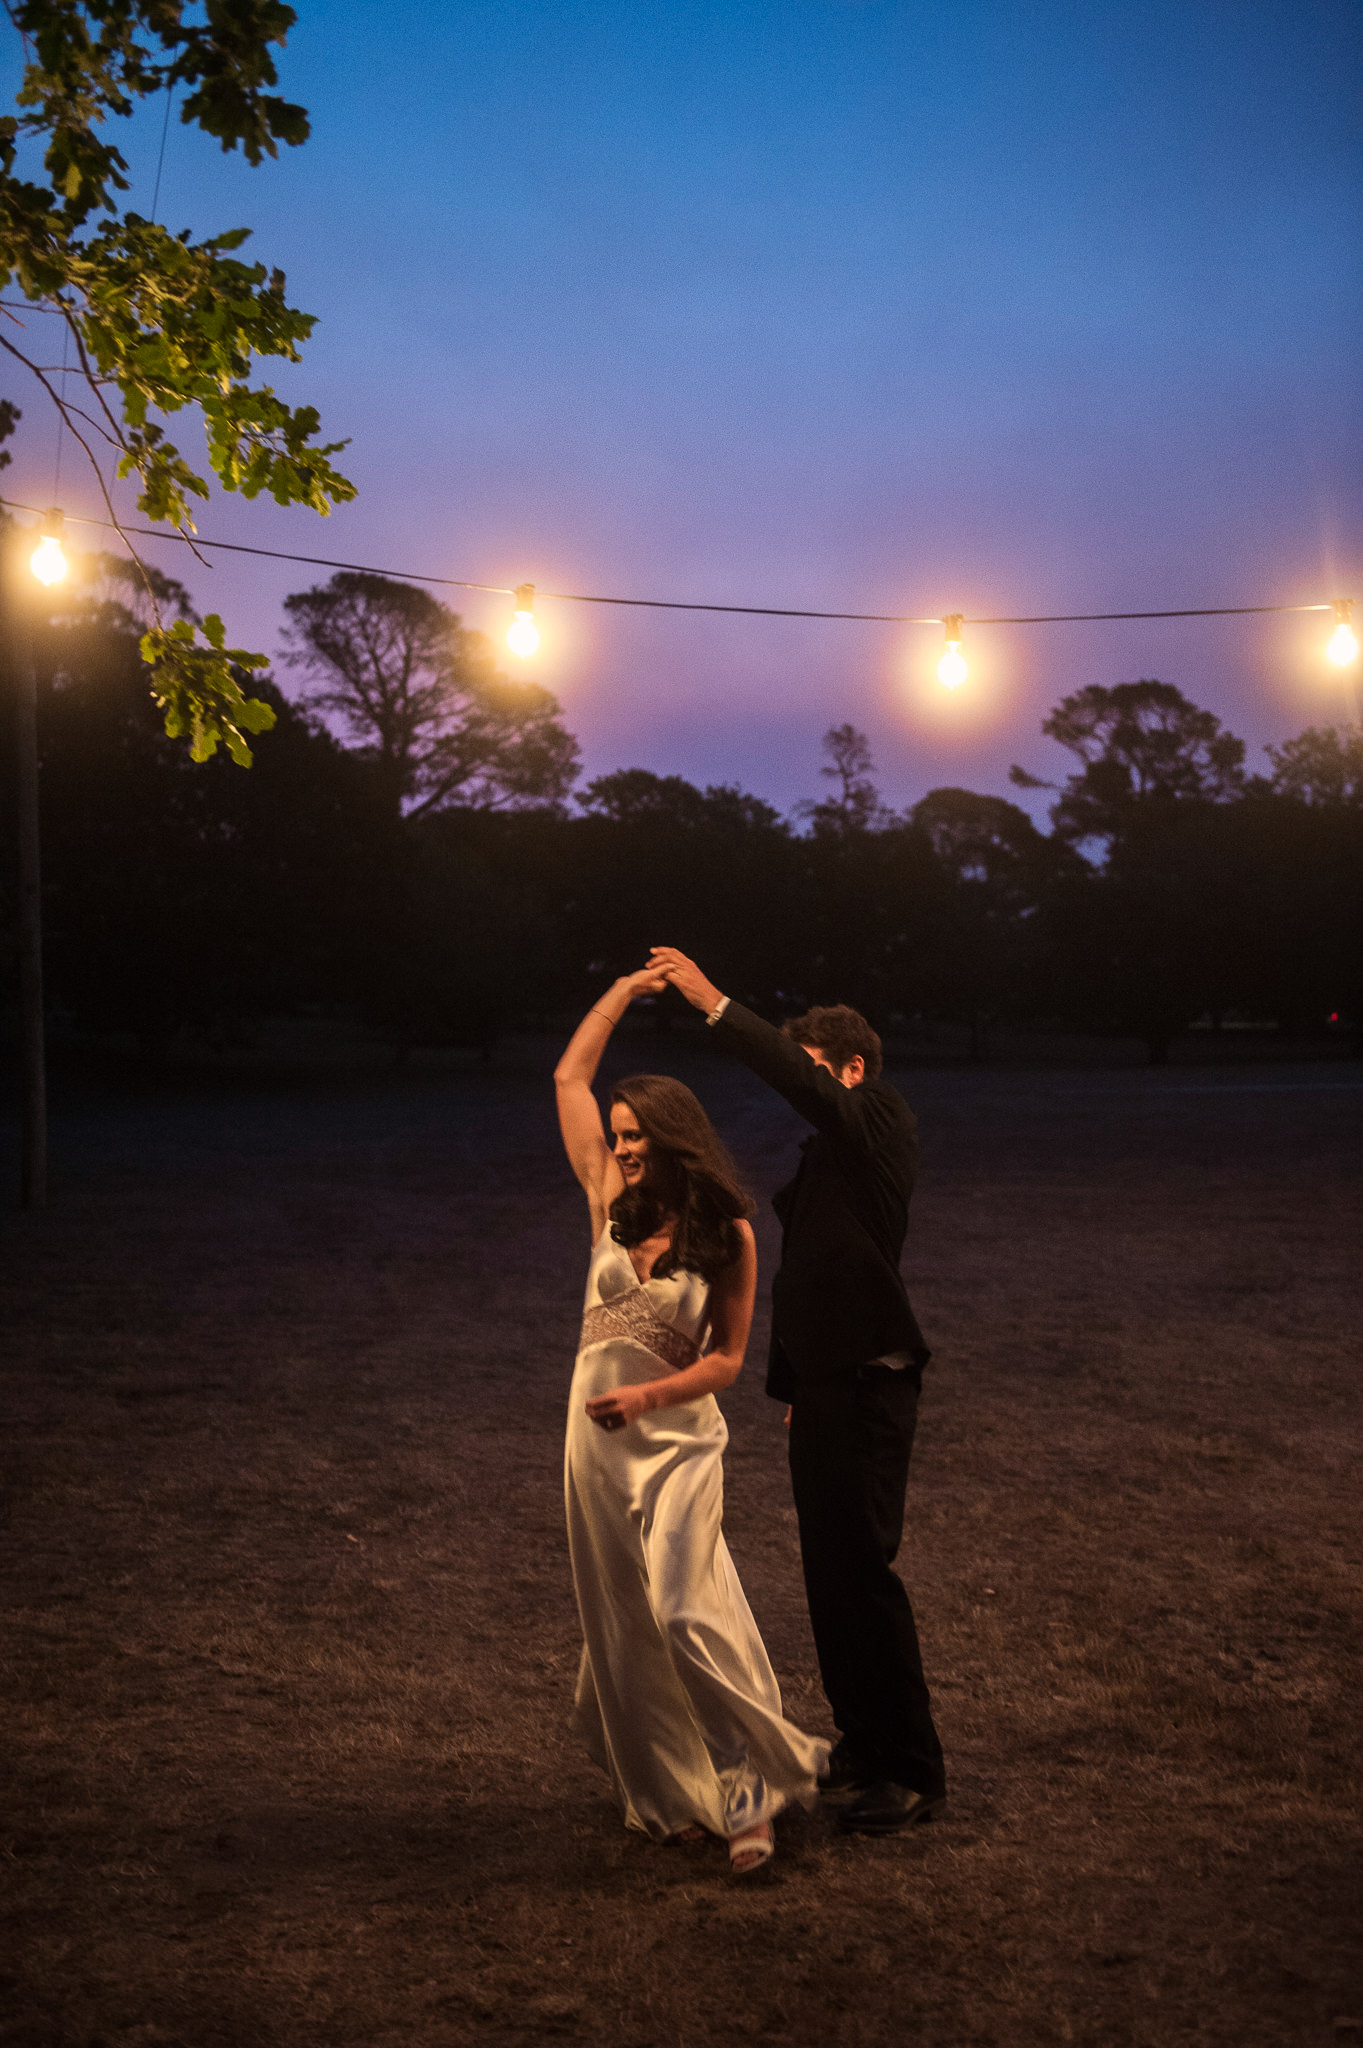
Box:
[4,0,1361,815]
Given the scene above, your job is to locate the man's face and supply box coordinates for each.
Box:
[800,1043,864,1090]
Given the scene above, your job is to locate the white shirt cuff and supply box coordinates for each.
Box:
[705,994,730,1027]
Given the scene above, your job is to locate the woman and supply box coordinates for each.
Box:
[554,970,827,1875]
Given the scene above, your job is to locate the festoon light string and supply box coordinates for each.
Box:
[1,494,1357,681]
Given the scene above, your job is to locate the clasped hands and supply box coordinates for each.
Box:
[611,950,723,1015]
[646,947,724,1015]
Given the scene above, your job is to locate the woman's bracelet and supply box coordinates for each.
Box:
[590,1007,619,1027]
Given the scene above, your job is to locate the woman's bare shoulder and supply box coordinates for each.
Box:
[726,1217,758,1273]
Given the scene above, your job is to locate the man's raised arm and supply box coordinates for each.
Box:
[648,947,873,1140]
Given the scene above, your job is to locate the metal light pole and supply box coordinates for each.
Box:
[5,512,65,1208]
[13,605,46,1207]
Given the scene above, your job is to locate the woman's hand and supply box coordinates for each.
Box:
[585,1383,654,1431]
[646,947,723,1015]
[619,968,668,1001]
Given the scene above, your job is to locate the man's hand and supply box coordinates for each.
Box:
[648,947,724,1016]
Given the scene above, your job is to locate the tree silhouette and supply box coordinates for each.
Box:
[1009,682,1262,1062]
[1011,680,1247,846]
[9,603,1356,1062]
[579,769,712,828]
[1264,724,1363,807]
[280,572,579,819]
[799,723,889,836]
[12,571,378,1042]
[906,788,1080,1054]
[910,786,1063,885]
[570,770,796,1015]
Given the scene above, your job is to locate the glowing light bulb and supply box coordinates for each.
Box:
[507,582,539,659]
[507,611,539,659]
[1326,600,1358,666]
[30,509,68,586]
[936,614,967,689]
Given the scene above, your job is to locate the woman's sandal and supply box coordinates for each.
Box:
[728,1822,774,1877]
[666,1823,710,1846]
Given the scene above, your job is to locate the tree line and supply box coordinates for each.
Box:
[3,562,1360,1064]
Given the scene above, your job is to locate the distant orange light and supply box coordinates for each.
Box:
[936,614,968,688]
[507,582,539,659]
[1327,599,1358,666]
[30,508,68,586]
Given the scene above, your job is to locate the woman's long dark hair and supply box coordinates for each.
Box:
[609,1074,755,1282]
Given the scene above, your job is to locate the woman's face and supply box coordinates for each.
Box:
[609,1101,653,1188]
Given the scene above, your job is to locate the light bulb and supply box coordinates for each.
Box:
[507,611,539,659]
[937,642,968,688]
[30,509,68,586]
[936,614,967,688]
[1327,601,1358,666]
[507,582,539,659]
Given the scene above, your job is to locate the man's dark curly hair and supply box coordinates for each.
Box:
[781,1004,883,1081]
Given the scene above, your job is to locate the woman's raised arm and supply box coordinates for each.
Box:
[554,971,666,1235]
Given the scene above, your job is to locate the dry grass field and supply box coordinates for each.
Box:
[2,1033,1360,2048]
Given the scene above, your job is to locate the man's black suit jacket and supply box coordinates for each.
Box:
[714,1001,930,1402]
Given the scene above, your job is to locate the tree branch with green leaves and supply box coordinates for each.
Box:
[0,0,355,761]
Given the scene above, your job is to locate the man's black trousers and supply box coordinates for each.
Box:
[787,1362,945,1798]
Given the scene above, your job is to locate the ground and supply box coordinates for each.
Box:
[2,1032,1360,2048]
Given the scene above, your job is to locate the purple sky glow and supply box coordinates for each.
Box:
[4,0,1361,818]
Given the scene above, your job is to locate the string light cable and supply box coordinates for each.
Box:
[0,494,1354,672]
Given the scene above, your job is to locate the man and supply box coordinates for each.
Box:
[648,948,946,1834]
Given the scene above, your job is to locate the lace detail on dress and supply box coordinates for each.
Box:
[580,1290,701,1374]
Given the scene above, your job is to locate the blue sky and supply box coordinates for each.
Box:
[4,0,1361,813]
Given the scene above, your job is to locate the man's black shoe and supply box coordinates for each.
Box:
[835,1781,946,1834]
[817,1739,874,1796]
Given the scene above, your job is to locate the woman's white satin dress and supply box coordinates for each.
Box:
[565,1223,827,1841]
